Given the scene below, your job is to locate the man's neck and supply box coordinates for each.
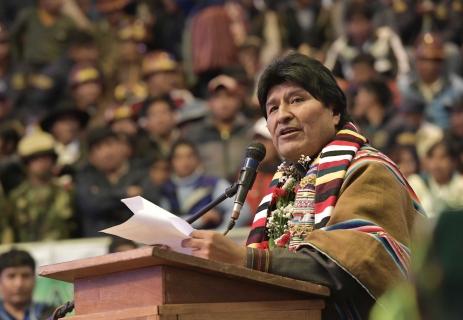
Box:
[105,162,129,185]
[3,300,29,320]
[28,174,52,186]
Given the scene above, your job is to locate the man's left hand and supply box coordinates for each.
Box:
[181,230,247,266]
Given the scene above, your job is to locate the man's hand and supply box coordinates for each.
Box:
[181,230,247,266]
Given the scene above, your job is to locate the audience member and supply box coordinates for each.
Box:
[75,127,144,237]
[162,139,251,230]
[7,131,75,242]
[184,74,253,181]
[0,249,55,320]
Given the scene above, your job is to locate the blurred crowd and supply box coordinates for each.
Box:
[0,0,463,245]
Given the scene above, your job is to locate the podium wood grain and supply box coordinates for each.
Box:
[39,246,329,319]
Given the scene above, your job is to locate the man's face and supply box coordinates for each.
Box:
[171,144,200,178]
[416,58,443,84]
[347,16,372,44]
[51,116,81,145]
[27,154,55,178]
[0,266,35,307]
[146,72,177,97]
[265,82,339,161]
[90,138,127,173]
[426,144,454,184]
[208,89,241,122]
[72,82,102,109]
[145,101,176,137]
[352,88,375,119]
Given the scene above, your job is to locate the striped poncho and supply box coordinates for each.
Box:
[246,122,425,299]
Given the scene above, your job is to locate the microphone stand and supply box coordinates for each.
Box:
[185,183,239,225]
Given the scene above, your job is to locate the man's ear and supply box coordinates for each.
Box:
[333,112,341,126]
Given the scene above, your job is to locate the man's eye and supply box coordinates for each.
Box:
[290,97,304,104]
[267,105,278,114]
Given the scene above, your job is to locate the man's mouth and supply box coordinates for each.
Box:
[279,127,300,137]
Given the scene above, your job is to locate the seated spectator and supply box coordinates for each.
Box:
[9,0,77,67]
[445,100,463,173]
[139,95,181,163]
[399,32,463,129]
[40,106,89,177]
[183,74,253,182]
[408,139,463,218]
[75,127,145,237]
[7,131,74,242]
[67,63,108,127]
[351,78,397,154]
[142,51,180,99]
[140,158,169,206]
[389,144,421,179]
[162,139,251,230]
[324,3,410,80]
[0,125,24,195]
[0,249,55,320]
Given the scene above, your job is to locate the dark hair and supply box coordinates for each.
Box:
[359,78,393,108]
[0,249,35,274]
[168,139,200,162]
[257,52,349,129]
[86,127,119,150]
[142,95,176,117]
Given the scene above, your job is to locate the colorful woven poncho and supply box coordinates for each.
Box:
[246,122,425,298]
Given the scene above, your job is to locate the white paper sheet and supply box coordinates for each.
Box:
[100,196,194,254]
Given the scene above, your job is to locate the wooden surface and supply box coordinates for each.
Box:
[39,246,329,297]
[74,266,163,314]
[67,300,323,320]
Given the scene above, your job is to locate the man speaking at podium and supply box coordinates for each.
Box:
[182,53,425,319]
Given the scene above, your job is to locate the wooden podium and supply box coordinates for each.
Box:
[39,246,330,320]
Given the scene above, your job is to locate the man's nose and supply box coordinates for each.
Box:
[276,103,293,123]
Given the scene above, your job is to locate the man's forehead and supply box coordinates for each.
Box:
[1,266,34,275]
[266,83,307,101]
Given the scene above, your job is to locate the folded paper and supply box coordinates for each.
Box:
[100,196,194,254]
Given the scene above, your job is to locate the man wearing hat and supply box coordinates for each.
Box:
[142,50,180,99]
[40,105,89,176]
[112,19,149,104]
[6,131,74,242]
[399,32,463,129]
[67,63,110,127]
[183,74,253,182]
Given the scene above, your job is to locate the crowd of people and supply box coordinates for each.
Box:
[0,0,462,245]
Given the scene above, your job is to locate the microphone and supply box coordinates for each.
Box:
[224,142,266,235]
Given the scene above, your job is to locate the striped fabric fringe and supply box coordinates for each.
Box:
[246,122,367,248]
[345,146,426,216]
[324,219,411,277]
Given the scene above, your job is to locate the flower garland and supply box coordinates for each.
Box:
[266,155,312,248]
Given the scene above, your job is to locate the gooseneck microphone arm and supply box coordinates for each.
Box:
[185,183,239,224]
[224,142,266,235]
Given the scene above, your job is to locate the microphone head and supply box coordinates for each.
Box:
[246,142,266,161]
